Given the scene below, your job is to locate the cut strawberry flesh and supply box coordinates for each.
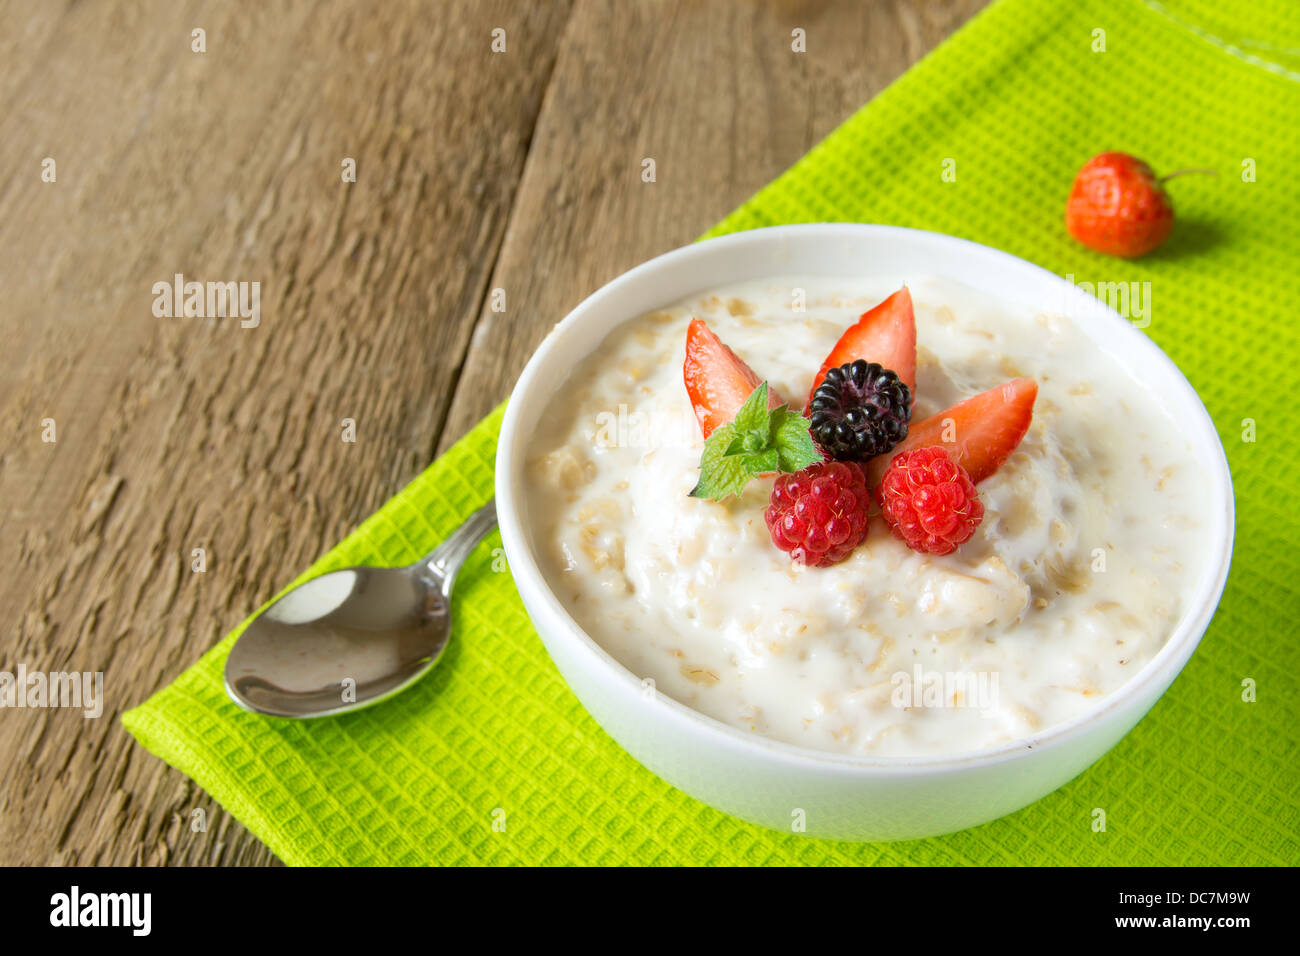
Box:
[870,377,1038,486]
[806,287,916,412]
[684,317,782,439]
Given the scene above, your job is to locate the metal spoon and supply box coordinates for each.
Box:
[224,500,498,718]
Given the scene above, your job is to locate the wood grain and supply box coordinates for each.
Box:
[0,0,986,866]
[0,0,575,867]
[439,0,990,447]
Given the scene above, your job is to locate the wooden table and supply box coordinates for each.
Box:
[0,0,986,865]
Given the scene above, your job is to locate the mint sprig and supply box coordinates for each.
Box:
[689,382,820,500]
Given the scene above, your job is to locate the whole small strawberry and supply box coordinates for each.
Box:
[1065,152,1178,258]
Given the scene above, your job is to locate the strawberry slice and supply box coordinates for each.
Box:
[684,318,782,439]
[870,377,1038,485]
[806,287,916,411]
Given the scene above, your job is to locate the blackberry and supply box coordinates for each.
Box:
[809,360,911,462]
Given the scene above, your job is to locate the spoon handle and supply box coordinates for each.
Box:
[422,499,499,592]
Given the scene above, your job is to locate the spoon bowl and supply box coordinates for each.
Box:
[225,500,497,718]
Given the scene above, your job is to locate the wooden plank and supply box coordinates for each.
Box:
[438,0,989,450]
[0,0,573,866]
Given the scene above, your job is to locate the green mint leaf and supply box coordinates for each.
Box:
[690,382,820,501]
[738,448,780,473]
[690,424,753,500]
[771,407,822,473]
[729,381,769,435]
[723,428,769,458]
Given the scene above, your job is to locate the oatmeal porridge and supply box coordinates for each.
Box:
[522,275,1212,757]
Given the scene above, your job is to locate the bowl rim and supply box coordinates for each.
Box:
[495,222,1236,773]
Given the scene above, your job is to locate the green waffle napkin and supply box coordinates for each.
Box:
[124,0,1300,865]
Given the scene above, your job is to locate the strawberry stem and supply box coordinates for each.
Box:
[1159,168,1218,183]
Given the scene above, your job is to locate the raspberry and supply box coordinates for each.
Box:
[765,461,871,567]
[876,446,984,555]
[809,360,911,462]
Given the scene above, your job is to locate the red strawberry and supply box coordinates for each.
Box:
[870,378,1037,486]
[1065,152,1174,258]
[806,287,916,411]
[684,318,782,439]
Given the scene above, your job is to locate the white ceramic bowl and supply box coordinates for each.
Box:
[495,224,1234,841]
